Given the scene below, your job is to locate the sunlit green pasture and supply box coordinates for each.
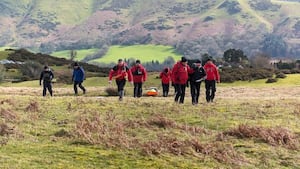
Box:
[50,45,182,64]
[96,45,181,64]
[51,48,100,61]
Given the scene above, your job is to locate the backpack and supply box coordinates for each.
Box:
[43,71,52,82]
[134,67,143,75]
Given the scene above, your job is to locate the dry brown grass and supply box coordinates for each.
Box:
[0,123,14,136]
[223,124,299,149]
[25,101,39,112]
[0,108,18,122]
[73,113,245,164]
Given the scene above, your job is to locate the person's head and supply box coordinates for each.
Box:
[194,59,202,67]
[135,59,141,65]
[206,58,213,64]
[44,65,50,71]
[73,62,79,68]
[181,57,188,65]
[164,67,169,73]
[118,59,124,66]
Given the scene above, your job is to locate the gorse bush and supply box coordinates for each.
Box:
[220,67,273,83]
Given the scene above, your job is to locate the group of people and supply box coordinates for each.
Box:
[39,57,220,105]
[158,57,220,104]
[40,62,86,96]
[108,59,147,101]
[108,57,220,104]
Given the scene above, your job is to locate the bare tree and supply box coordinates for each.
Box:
[70,50,77,61]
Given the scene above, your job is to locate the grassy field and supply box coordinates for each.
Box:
[0,74,299,168]
[50,45,182,64]
[51,48,100,61]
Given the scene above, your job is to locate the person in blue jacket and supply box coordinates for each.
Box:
[72,62,86,95]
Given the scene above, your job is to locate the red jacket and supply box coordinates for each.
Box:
[172,61,191,85]
[203,62,220,81]
[160,68,171,84]
[109,64,133,82]
[130,65,147,83]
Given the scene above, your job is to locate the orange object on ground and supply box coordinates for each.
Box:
[146,87,158,96]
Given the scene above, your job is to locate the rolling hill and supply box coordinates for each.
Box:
[1,0,300,58]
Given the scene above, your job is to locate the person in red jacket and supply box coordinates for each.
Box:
[109,59,133,101]
[130,60,147,98]
[203,58,220,103]
[172,57,192,104]
[159,67,171,97]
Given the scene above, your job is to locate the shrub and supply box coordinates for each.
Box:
[266,78,277,83]
[19,61,43,80]
[105,87,119,96]
[275,72,287,79]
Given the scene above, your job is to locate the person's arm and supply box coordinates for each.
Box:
[143,68,147,82]
[127,68,133,82]
[50,71,54,80]
[80,67,85,81]
[39,72,43,85]
[214,66,220,83]
[108,69,114,81]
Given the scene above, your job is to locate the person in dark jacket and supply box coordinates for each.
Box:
[40,65,54,96]
[172,57,192,104]
[189,60,206,105]
[159,67,171,97]
[130,59,147,98]
[72,62,86,95]
[203,58,220,103]
[109,59,133,101]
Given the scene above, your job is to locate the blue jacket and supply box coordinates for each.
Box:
[73,67,85,82]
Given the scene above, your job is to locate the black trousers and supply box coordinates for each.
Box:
[174,84,186,103]
[134,82,143,97]
[116,79,126,99]
[190,81,201,104]
[74,81,86,94]
[205,80,216,102]
[162,83,170,97]
[43,82,53,96]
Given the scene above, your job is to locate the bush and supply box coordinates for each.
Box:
[0,65,5,82]
[105,87,119,96]
[19,61,43,80]
[266,78,277,83]
[275,72,286,79]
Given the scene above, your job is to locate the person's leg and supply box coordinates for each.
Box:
[205,80,210,102]
[162,83,166,97]
[166,83,170,97]
[174,84,181,102]
[191,81,197,104]
[195,82,201,104]
[138,83,143,97]
[47,83,53,96]
[43,83,47,96]
[179,84,186,104]
[74,81,78,95]
[210,81,216,102]
[118,80,126,101]
[133,83,138,97]
[78,82,86,94]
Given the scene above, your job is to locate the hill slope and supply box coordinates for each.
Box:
[1,0,300,58]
